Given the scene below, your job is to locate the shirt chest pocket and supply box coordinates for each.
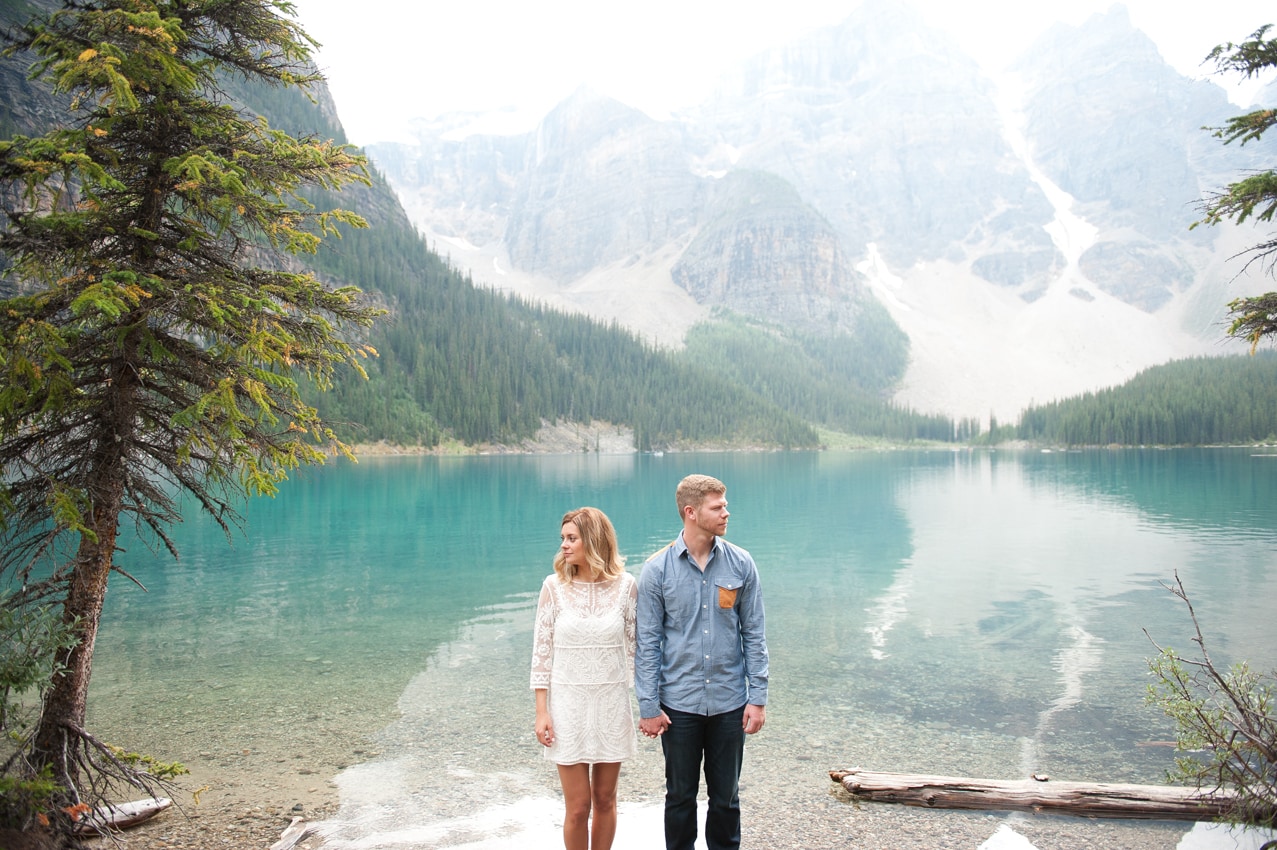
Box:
[715,580,742,610]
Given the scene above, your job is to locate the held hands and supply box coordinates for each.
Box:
[639,711,670,739]
[639,707,763,737]
[535,710,555,747]
[743,703,766,735]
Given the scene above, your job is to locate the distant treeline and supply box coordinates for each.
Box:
[1016,353,1277,446]
[682,312,955,442]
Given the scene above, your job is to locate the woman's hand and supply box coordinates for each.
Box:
[535,710,555,747]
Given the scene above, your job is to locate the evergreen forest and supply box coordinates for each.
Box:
[681,312,954,442]
[1016,353,1277,446]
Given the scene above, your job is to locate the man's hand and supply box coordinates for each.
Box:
[639,712,671,739]
[743,704,766,735]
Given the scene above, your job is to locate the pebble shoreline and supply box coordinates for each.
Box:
[89,698,1200,850]
[98,768,1197,850]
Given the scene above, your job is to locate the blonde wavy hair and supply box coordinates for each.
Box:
[554,507,626,583]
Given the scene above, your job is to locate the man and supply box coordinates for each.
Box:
[635,474,769,850]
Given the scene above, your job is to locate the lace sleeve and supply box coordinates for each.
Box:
[624,572,638,687]
[530,577,556,689]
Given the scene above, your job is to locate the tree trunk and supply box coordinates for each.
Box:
[31,359,135,792]
[32,498,122,791]
[829,768,1234,821]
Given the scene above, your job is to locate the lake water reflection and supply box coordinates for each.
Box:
[91,449,1277,848]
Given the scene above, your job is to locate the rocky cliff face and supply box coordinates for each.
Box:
[671,171,868,333]
[0,0,69,137]
[367,2,1270,420]
[504,89,705,280]
[372,125,527,251]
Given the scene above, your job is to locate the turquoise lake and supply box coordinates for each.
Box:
[87,449,1277,848]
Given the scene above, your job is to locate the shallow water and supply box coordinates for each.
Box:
[88,449,1277,848]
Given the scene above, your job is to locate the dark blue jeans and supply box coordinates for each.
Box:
[661,704,746,850]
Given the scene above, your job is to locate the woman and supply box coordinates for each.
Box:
[531,507,637,850]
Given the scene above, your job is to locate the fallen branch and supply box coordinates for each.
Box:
[829,768,1232,821]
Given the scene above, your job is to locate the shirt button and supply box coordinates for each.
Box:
[703,604,708,609]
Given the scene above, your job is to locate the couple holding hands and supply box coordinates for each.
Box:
[530,474,769,850]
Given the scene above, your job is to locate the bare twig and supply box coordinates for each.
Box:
[1145,571,1277,833]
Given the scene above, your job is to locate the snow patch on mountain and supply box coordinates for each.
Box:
[872,257,1210,424]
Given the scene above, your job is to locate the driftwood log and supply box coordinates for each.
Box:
[830,768,1232,821]
[74,797,172,834]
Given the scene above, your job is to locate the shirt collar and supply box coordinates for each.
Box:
[675,531,720,561]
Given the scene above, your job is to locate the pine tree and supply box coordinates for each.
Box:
[0,0,380,819]
[1197,24,1277,349]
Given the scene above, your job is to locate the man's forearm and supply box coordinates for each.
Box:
[634,652,661,717]
[634,566,664,717]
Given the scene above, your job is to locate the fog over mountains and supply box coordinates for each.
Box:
[368,2,1273,422]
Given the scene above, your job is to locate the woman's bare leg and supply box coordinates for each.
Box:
[588,762,621,850]
[557,763,592,850]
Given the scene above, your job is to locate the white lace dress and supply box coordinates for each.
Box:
[530,572,638,765]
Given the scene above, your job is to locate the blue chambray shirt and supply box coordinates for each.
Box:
[635,532,769,718]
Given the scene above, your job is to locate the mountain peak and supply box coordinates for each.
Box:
[1023,3,1162,72]
[532,87,652,158]
[713,0,976,100]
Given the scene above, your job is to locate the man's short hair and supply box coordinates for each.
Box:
[676,474,726,518]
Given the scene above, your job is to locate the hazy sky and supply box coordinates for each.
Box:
[287,0,1274,146]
